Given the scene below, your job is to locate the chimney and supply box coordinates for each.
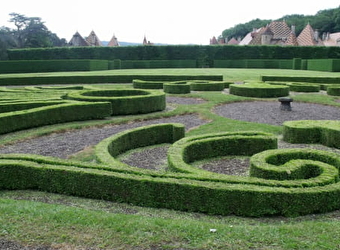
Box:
[314,29,319,42]
[291,25,296,35]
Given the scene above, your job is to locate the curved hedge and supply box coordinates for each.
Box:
[190,81,225,91]
[2,124,340,217]
[66,89,166,115]
[327,86,340,96]
[267,81,320,92]
[0,101,112,135]
[132,79,164,89]
[230,83,289,98]
[283,120,340,149]
[163,81,191,94]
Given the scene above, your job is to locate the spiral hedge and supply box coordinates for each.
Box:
[283,120,340,149]
[65,89,166,115]
[1,123,340,217]
[230,83,289,98]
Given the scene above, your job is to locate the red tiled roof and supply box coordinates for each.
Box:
[227,37,239,45]
[108,34,119,47]
[86,31,102,46]
[69,32,89,46]
[297,23,317,46]
[285,32,298,46]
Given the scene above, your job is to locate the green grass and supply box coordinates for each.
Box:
[1,68,340,249]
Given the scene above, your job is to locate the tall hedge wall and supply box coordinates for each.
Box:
[7,45,340,63]
[0,60,109,74]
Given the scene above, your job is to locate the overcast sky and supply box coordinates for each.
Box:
[1,0,339,45]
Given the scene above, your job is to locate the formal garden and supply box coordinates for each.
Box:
[1,45,340,249]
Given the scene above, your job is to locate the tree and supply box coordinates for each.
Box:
[7,12,66,48]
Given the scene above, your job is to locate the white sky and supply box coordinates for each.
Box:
[1,0,339,45]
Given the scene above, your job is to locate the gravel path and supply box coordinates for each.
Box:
[0,114,207,158]
[214,101,340,125]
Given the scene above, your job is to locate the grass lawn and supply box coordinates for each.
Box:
[1,68,340,249]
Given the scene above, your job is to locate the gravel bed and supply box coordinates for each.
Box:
[166,96,206,105]
[214,101,340,125]
[0,114,207,158]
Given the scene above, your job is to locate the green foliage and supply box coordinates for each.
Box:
[261,75,340,84]
[214,59,293,69]
[121,60,197,69]
[327,85,340,96]
[132,79,164,89]
[0,102,112,134]
[0,60,109,74]
[163,81,191,94]
[221,6,340,41]
[65,89,166,115]
[230,83,289,97]
[189,81,225,91]
[283,120,340,148]
[307,59,340,72]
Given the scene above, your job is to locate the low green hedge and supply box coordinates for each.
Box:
[0,60,109,74]
[163,81,191,94]
[230,83,289,98]
[0,102,112,134]
[0,74,223,86]
[132,79,165,89]
[283,120,340,149]
[167,131,278,174]
[2,127,340,217]
[190,81,225,91]
[214,59,292,69]
[66,89,166,115]
[121,60,197,69]
[95,123,185,168]
[327,86,340,96]
[267,82,320,92]
[261,75,340,84]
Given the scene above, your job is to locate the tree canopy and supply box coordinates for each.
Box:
[0,13,66,59]
[221,6,340,40]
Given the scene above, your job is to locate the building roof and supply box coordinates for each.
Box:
[269,21,291,40]
[322,32,340,46]
[227,37,239,45]
[86,31,102,46]
[297,23,323,46]
[285,32,299,46]
[69,32,89,46]
[108,34,119,46]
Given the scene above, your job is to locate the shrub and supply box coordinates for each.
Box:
[230,83,289,98]
[132,79,165,89]
[66,89,166,115]
[327,86,340,96]
[163,81,191,94]
[190,81,225,91]
[283,120,340,149]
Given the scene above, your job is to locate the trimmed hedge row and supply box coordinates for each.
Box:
[189,81,225,91]
[163,81,191,94]
[261,75,340,84]
[8,45,340,61]
[120,60,197,69]
[65,89,166,115]
[2,125,340,217]
[0,74,223,86]
[214,59,292,69]
[327,86,340,96]
[0,101,112,134]
[0,60,109,74]
[267,82,320,92]
[307,59,340,72]
[229,83,289,98]
[283,120,340,149]
[132,79,164,89]
[95,123,185,168]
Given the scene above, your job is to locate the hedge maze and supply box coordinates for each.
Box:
[1,76,340,217]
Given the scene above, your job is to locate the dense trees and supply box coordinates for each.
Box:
[0,13,66,59]
[221,6,340,40]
